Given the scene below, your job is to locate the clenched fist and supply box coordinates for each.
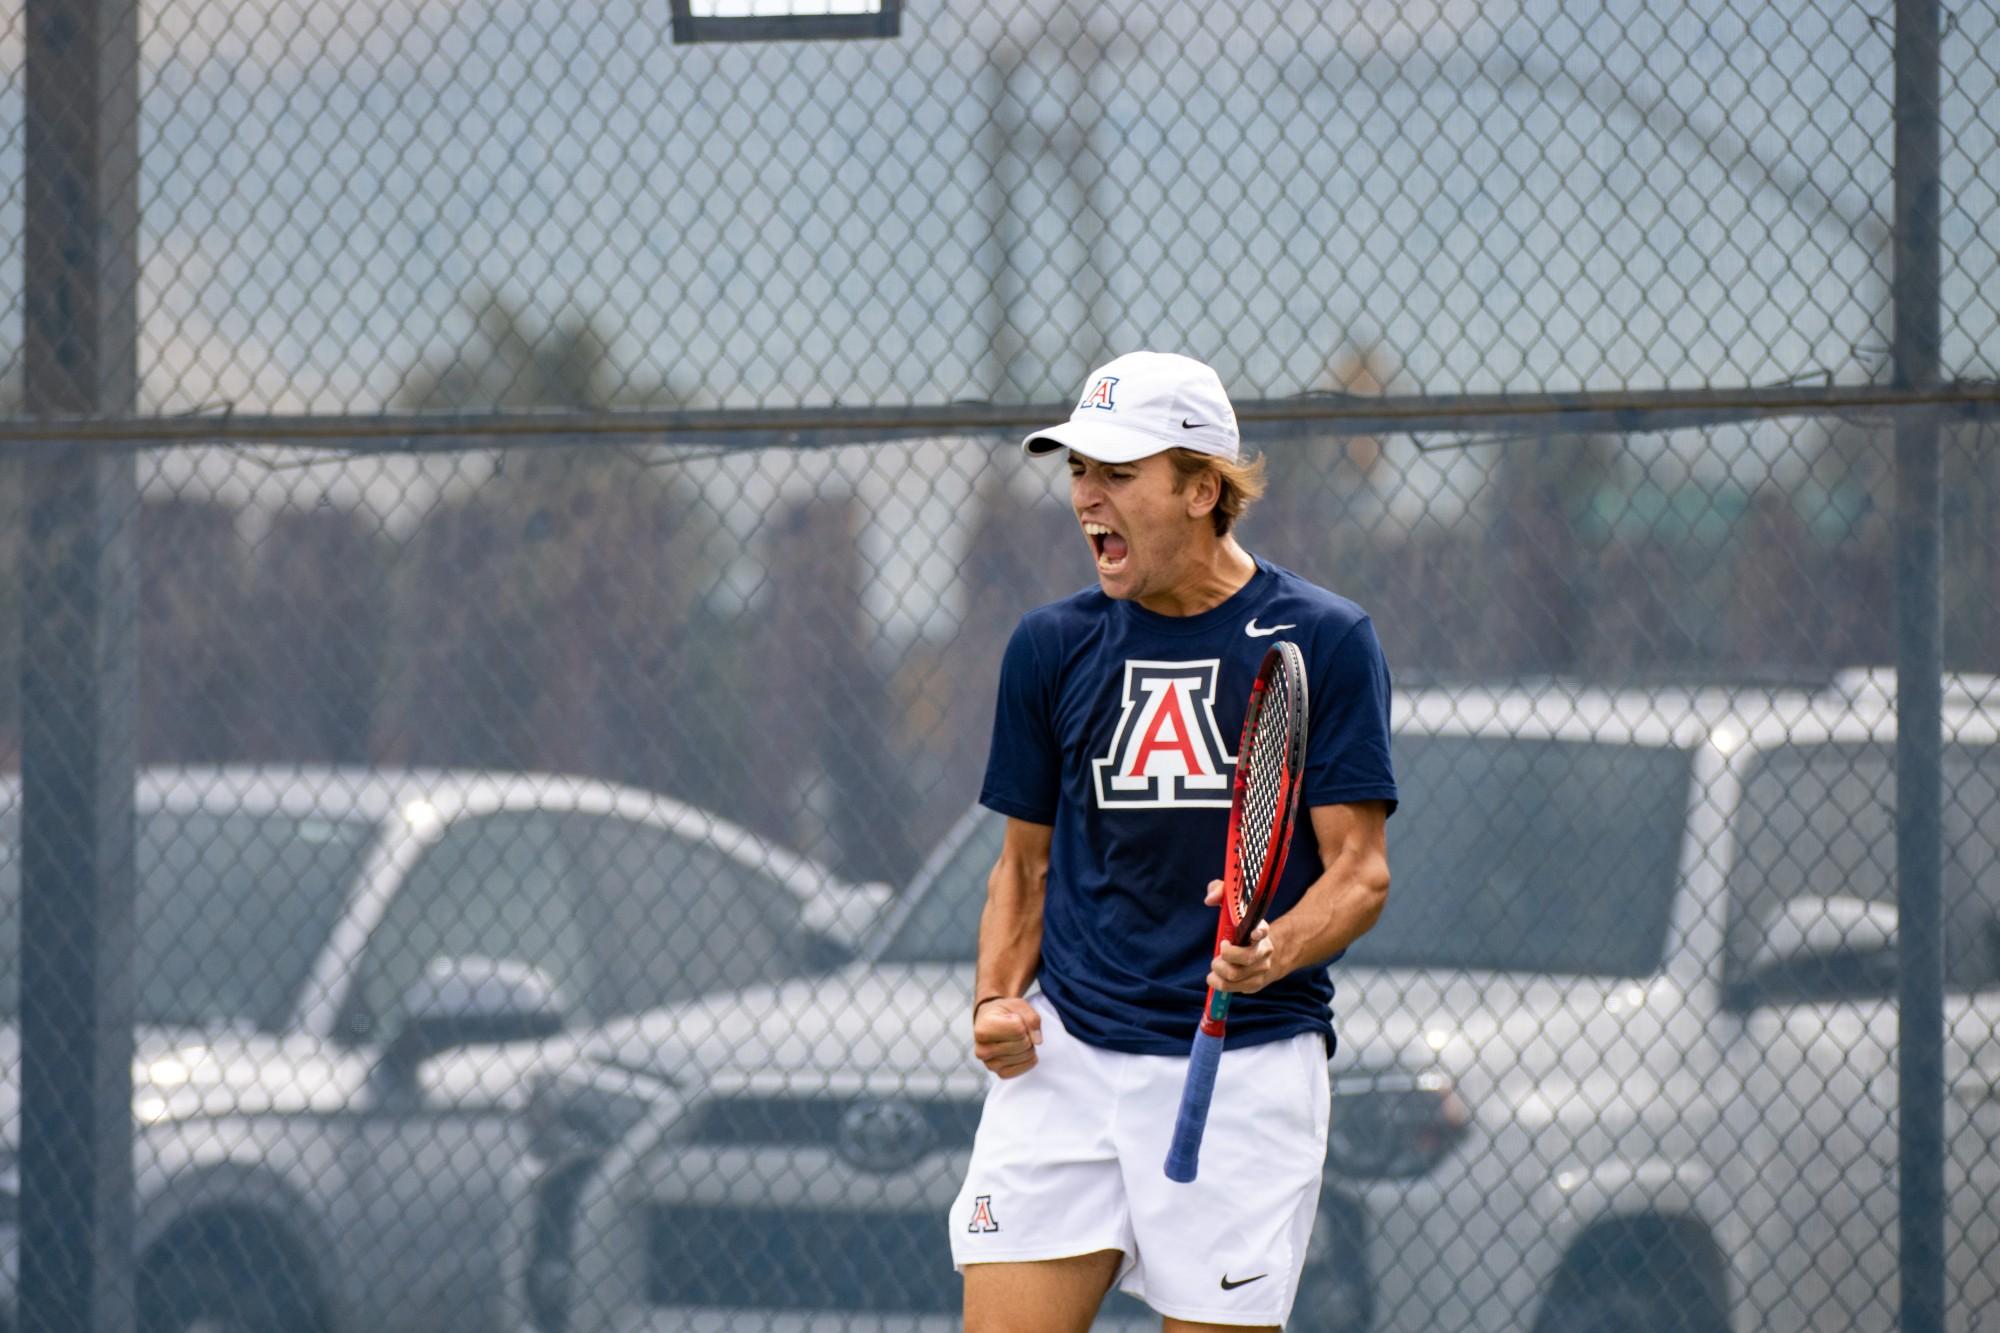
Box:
[972,996,1042,1078]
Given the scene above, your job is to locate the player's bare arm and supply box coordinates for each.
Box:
[1206,800,1391,995]
[972,816,1053,1078]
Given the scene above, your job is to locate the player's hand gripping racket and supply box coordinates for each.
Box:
[1163,640,1310,1183]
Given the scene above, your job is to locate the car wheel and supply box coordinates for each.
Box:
[1537,1283,1709,1333]
[138,1260,319,1333]
[1293,1198,1372,1333]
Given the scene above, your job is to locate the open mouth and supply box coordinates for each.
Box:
[1082,521,1128,574]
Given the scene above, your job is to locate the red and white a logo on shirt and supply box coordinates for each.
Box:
[1092,659,1236,808]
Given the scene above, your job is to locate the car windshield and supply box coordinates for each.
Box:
[1346,734,1690,975]
[874,812,1002,965]
[0,806,377,1031]
[879,733,1691,977]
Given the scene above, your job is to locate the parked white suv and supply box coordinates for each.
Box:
[0,766,884,1333]
[537,672,2000,1332]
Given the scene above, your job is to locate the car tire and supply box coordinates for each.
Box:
[1536,1284,1713,1333]
[138,1259,321,1333]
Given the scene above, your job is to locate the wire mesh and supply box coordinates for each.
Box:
[2,0,1999,1331]
[5,409,2000,1331]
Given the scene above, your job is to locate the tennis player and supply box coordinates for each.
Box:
[948,351,1397,1332]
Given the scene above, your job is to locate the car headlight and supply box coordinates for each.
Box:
[525,1073,658,1165]
[1326,1070,1471,1180]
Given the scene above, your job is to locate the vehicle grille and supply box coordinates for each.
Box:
[645,1195,1374,1322]
[680,1095,982,1152]
[649,1204,959,1312]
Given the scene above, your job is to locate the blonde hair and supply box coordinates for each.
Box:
[1166,448,1268,537]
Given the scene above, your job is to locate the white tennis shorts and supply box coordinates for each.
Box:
[948,992,1332,1327]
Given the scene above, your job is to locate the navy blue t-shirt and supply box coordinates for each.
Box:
[979,556,1398,1056]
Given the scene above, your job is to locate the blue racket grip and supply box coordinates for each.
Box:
[1163,1026,1226,1182]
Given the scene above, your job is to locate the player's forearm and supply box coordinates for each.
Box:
[1271,847,1390,975]
[974,860,1046,1003]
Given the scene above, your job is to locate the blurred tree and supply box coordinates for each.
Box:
[0,369,21,765]
[1366,526,1491,679]
[399,288,692,412]
[1575,536,1702,674]
[1252,344,1396,580]
[0,457,18,768]
[1818,418,2000,674]
[1246,344,1499,680]
[743,497,919,884]
[379,291,745,830]
[138,500,247,763]
[238,508,391,764]
[1940,425,2000,672]
[1482,434,1622,676]
[1726,488,1823,671]
[373,443,731,802]
[911,462,1082,841]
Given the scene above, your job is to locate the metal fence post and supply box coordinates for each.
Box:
[1893,0,1945,1329]
[19,2,141,1332]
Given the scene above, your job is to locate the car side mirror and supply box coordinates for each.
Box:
[374,956,570,1098]
[1727,895,1899,1009]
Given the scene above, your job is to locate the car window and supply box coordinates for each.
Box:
[0,805,372,1032]
[1344,734,1691,977]
[1726,742,2000,996]
[566,816,830,1017]
[340,811,592,1042]
[138,809,375,1030]
[883,735,1693,978]
[875,812,1002,965]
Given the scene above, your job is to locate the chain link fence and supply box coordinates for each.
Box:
[6,415,2000,1332]
[3,1,2000,1332]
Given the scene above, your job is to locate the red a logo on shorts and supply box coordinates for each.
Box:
[966,1194,1001,1233]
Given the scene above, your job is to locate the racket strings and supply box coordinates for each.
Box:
[1233,667,1300,912]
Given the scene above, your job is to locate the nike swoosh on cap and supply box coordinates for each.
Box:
[1180,418,1204,429]
[1245,619,1297,638]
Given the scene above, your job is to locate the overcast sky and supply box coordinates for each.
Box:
[0,0,1992,418]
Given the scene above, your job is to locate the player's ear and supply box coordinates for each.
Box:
[1182,463,1222,521]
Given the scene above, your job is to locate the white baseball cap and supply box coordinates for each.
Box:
[1022,350,1241,464]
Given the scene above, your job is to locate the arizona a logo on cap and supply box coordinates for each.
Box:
[1078,376,1119,412]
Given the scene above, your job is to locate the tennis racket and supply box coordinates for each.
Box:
[1163,639,1310,1183]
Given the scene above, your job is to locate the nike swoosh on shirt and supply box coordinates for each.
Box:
[1220,1273,1268,1291]
[1244,619,1296,638]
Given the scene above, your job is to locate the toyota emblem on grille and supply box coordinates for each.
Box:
[837,1098,933,1173]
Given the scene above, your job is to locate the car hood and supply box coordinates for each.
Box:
[0,1023,377,1146]
[564,961,1721,1126]
[1334,965,1720,1128]
[564,963,985,1100]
